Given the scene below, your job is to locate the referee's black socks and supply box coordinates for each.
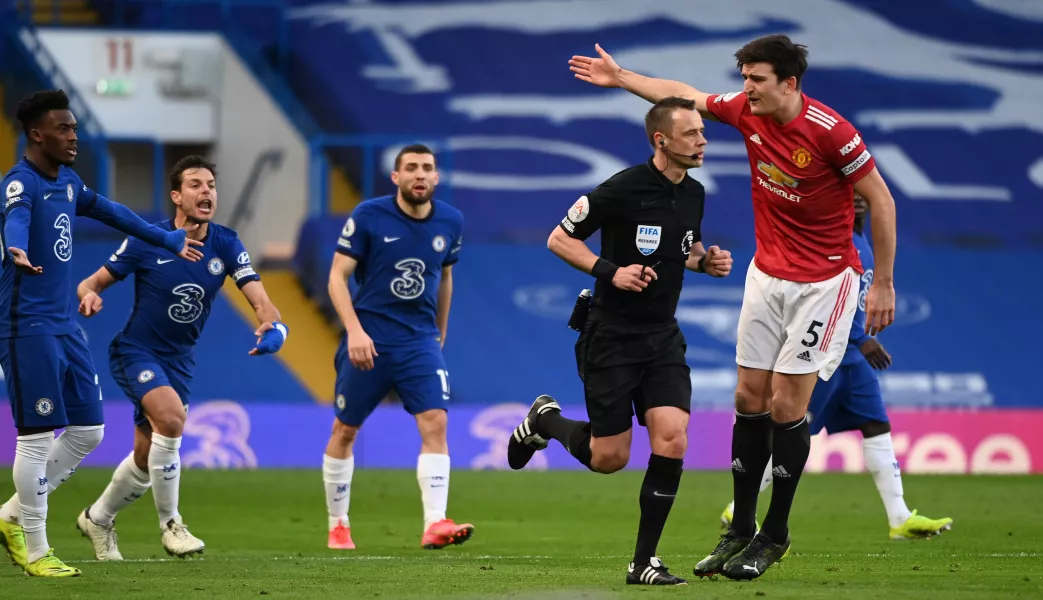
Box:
[760,415,811,543]
[633,454,683,565]
[730,411,773,538]
[538,411,594,470]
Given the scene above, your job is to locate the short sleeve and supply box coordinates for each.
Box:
[104,236,146,281]
[224,235,261,289]
[335,208,370,261]
[558,182,619,241]
[71,173,99,216]
[3,175,35,215]
[705,91,747,128]
[825,120,876,184]
[443,216,463,267]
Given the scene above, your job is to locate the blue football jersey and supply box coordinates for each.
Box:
[336,195,463,349]
[0,158,105,337]
[104,220,260,357]
[841,230,875,366]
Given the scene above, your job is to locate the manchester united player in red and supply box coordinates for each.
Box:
[569,34,897,580]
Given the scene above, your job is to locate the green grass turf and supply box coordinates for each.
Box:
[0,469,1040,598]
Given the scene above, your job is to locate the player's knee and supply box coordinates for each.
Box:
[330,419,359,450]
[734,384,770,414]
[860,420,891,438]
[415,409,448,439]
[769,394,808,423]
[64,425,104,454]
[590,446,630,474]
[150,410,186,438]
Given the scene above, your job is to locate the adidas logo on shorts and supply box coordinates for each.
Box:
[796,350,812,362]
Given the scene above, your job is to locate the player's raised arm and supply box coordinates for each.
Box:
[328,251,377,371]
[853,168,897,335]
[74,182,204,262]
[569,44,715,118]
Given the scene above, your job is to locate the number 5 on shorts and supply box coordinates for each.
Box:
[801,320,824,348]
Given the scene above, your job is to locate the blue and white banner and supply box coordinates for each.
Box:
[285,0,1043,246]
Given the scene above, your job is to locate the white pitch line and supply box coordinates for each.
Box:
[70,551,1042,565]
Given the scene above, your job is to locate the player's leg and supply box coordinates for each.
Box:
[723,268,858,581]
[140,383,204,557]
[80,423,152,560]
[0,333,105,514]
[0,336,80,577]
[840,362,952,539]
[721,460,773,530]
[394,343,474,549]
[727,260,784,542]
[323,343,391,549]
[625,360,690,586]
[698,262,785,577]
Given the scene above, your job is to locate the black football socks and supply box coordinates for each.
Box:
[633,454,683,565]
[730,411,773,538]
[760,415,811,543]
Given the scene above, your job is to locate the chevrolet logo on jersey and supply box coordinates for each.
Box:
[757,161,799,188]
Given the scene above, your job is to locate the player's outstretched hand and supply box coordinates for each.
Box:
[569,43,623,88]
[7,247,42,275]
[78,292,103,317]
[612,263,656,292]
[250,321,289,355]
[169,227,205,262]
[859,338,892,370]
[864,280,896,335]
[347,328,378,371]
[704,245,733,277]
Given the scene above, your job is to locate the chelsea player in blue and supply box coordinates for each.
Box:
[0,90,203,577]
[720,195,953,541]
[321,144,472,551]
[70,156,287,561]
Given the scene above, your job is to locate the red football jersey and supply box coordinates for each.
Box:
[706,92,873,282]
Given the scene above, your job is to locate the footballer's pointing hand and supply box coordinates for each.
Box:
[8,248,42,275]
[612,263,656,292]
[569,43,622,88]
[864,280,896,335]
[78,292,103,317]
[347,327,378,371]
[704,245,733,277]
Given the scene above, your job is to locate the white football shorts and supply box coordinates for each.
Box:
[735,258,858,381]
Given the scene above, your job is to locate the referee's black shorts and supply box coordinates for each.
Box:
[574,308,692,438]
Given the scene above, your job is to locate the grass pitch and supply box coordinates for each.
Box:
[0,469,1039,598]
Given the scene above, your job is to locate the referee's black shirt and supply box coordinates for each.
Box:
[559,157,706,324]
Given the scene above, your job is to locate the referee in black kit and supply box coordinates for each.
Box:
[506,97,734,586]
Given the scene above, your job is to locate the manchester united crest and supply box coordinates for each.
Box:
[791,146,812,169]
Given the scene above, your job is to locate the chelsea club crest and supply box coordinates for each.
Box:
[208,257,225,275]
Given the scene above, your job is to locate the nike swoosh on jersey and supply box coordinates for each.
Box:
[156,258,175,264]
[383,236,400,242]
[43,193,52,200]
